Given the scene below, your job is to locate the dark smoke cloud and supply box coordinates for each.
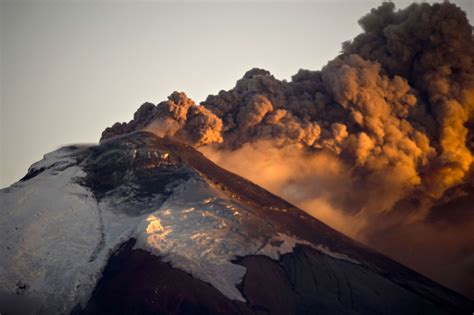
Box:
[101,2,474,298]
[343,1,474,199]
[103,91,223,146]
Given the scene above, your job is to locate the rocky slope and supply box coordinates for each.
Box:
[0,132,472,314]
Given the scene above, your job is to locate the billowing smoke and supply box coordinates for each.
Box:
[101,2,474,298]
[343,1,474,200]
[102,91,223,146]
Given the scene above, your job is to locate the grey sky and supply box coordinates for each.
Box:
[1,0,472,188]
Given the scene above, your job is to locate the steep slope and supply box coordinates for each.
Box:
[0,131,472,314]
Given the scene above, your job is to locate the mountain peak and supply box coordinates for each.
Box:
[1,131,473,314]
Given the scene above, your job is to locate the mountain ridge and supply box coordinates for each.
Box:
[1,131,472,314]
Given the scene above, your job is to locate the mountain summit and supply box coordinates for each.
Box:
[0,131,472,314]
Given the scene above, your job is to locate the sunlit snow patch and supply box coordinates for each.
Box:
[1,143,361,312]
[135,178,360,302]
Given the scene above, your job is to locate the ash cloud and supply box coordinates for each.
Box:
[101,2,474,298]
[102,92,223,146]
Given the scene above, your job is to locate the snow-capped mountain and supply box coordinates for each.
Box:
[0,131,472,314]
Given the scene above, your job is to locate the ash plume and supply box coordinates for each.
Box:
[102,91,223,147]
[101,2,474,298]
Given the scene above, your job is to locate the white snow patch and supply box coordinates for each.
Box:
[1,148,361,312]
[134,178,360,302]
[0,151,148,313]
[0,166,104,313]
[313,244,360,264]
[258,233,360,264]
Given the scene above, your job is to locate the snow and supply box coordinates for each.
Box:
[0,150,144,313]
[134,177,360,302]
[257,233,360,264]
[0,165,104,313]
[0,146,362,313]
[313,244,360,264]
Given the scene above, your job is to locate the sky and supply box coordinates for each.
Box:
[1,0,472,188]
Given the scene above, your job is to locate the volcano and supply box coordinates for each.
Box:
[0,131,472,314]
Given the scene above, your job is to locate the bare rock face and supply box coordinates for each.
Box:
[80,238,464,315]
